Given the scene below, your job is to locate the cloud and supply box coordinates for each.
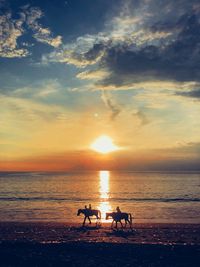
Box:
[40,0,200,128]
[22,6,62,47]
[44,0,182,67]
[0,5,62,58]
[43,0,200,102]
[42,39,106,67]
[157,141,200,159]
[176,88,200,99]
[100,15,200,85]
[101,90,121,120]
[97,4,200,90]
[76,69,110,81]
[95,79,199,92]
[10,79,61,99]
[44,7,174,67]
[132,110,150,126]
[0,93,70,124]
[0,12,28,58]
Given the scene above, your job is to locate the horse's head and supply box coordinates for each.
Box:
[77,209,82,216]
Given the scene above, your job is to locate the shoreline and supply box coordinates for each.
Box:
[1,221,200,227]
[1,222,199,245]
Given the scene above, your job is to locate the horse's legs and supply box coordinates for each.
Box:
[115,221,118,228]
[86,216,91,224]
[82,216,86,226]
[111,220,114,228]
[120,220,123,228]
[127,219,132,229]
[125,220,127,228]
[95,215,98,226]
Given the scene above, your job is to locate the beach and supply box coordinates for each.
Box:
[1,172,200,266]
[0,222,199,266]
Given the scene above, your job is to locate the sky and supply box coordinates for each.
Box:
[0,0,200,171]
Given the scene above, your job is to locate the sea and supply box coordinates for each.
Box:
[0,171,200,224]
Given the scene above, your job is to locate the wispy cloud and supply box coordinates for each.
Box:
[11,79,61,99]
[101,90,121,120]
[132,110,149,126]
[0,93,65,123]
[76,69,110,81]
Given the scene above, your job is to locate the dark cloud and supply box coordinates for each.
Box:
[56,0,199,98]
[99,12,200,88]
[19,0,200,100]
[84,43,106,62]
[176,89,200,99]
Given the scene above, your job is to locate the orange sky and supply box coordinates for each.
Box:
[1,1,200,172]
[1,147,199,172]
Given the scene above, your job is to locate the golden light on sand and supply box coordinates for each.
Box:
[90,135,118,154]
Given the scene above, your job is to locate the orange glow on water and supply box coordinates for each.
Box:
[99,170,109,198]
[98,170,112,221]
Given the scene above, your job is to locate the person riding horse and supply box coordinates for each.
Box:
[106,207,133,229]
[83,205,91,224]
[116,206,121,213]
[77,205,101,226]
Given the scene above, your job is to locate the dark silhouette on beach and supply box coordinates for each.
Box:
[77,207,101,226]
[106,207,133,229]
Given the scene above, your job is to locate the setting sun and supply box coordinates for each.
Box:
[90,135,119,154]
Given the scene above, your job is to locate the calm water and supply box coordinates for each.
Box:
[0,171,200,223]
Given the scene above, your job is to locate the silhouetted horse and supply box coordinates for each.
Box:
[106,212,133,229]
[77,209,101,226]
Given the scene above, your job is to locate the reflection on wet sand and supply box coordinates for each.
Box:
[98,171,112,221]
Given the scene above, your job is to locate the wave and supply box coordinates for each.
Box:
[0,196,200,203]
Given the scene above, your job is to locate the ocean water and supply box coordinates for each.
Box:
[0,171,200,224]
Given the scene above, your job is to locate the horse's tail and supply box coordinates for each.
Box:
[98,210,101,220]
[129,213,133,228]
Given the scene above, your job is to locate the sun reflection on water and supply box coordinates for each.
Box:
[98,170,112,221]
[99,170,109,199]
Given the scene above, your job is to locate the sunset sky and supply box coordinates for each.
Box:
[0,0,200,171]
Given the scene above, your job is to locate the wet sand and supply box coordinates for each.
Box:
[0,222,200,266]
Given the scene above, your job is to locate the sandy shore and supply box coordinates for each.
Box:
[0,222,200,266]
[0,222,200,244]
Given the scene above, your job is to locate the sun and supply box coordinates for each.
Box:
[90,135,119,154]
